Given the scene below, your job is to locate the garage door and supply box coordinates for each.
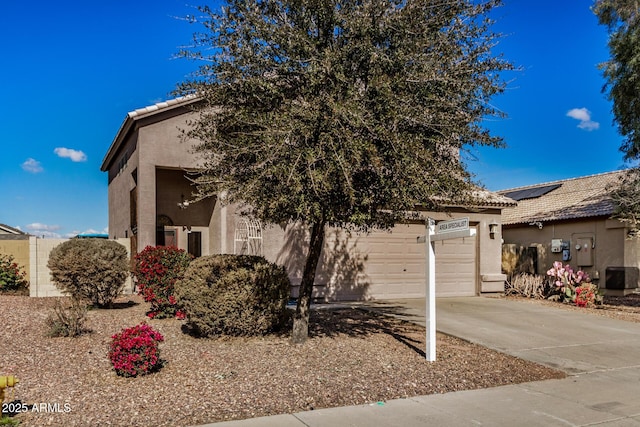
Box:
[432,233,477,297]
[361,223,477,299]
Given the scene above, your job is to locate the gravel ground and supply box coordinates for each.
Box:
[501,293,640,323]
[0,294,572,427]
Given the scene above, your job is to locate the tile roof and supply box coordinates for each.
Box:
[458,188,517,209]
[127,95,199,119]
[498,170,628,225]
[0,223,27,234]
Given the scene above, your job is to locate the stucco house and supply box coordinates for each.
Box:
[101,97,514,301]
[498,170,640,294]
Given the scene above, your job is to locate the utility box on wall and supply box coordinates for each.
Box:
[575,237,594,267]
[551,239,563,253]
[605,267,639,290]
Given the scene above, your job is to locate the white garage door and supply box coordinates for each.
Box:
[361,223,477,299]
[432,233,477,297]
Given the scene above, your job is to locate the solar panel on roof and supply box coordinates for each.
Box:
[502,184,562,201]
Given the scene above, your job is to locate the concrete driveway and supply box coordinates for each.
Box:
[365,297,640,374]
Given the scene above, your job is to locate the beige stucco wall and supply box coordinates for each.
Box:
[220,207,505,300]
[107,132,139,240]
[137,112,202,251]
[502,218,632,288]
[0,238,31,283]
[107,110,204,251]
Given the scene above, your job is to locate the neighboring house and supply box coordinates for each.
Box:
[0,223,27,237]
[0,223,30,284]
[498,170,640,294]
[101,97,515,301]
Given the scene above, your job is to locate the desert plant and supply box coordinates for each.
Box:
[0,254,28,294]
[47,239,129,307]
[108,323,164,377]
[575,282,603,307]
[174,255,290,337]
[45,297,90,337]
[546,261,600,306]
[504,273,545,299]
[132,246,192,319]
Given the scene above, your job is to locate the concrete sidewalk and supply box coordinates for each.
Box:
[197,297,640,426]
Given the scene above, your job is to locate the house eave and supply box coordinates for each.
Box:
[100,95,201,172]
[0,223,28,235]
[503,213,614,227]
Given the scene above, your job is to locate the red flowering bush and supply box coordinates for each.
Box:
[108,323,164,377]
[132,246,192,319]
[0,254,28,294]
[575,283,601,307]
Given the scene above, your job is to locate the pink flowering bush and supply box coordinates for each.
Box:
[546,261,601,307]
[132,246,192,319]
[108,323,164,377]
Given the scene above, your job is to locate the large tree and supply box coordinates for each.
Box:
[178,0,512,343]
[593,1,640,229]
[593,0,640,159]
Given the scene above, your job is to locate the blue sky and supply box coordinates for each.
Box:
[0,1,628,238]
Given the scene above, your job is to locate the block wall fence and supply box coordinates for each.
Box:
[0,237,132,297]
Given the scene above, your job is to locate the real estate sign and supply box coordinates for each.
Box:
[419,217,476,362]
[432,217,475,241]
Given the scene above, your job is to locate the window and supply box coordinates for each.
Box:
[129,187,137,233]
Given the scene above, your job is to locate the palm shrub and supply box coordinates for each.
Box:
[0,254,28,294]
[132,246,192,319]
[174,255,291,337]
[47,239,129,307]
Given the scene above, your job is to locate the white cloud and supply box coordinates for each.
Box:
[54,147,87,162]
[26,223,62,232]
[566,108,600,131]
[26,223,62,238]
[22,158,43,173]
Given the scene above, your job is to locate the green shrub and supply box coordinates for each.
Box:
[47,239,129,307]
[175,255,291,337]
[45,297,90,337]
[0,254,28,294]
[132,246,192,319]
[0,415,20,426]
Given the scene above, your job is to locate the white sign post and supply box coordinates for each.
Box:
[425,219,436,362]
[418,217,476,362]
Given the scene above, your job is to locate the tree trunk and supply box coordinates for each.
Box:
[291,220,325,344]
